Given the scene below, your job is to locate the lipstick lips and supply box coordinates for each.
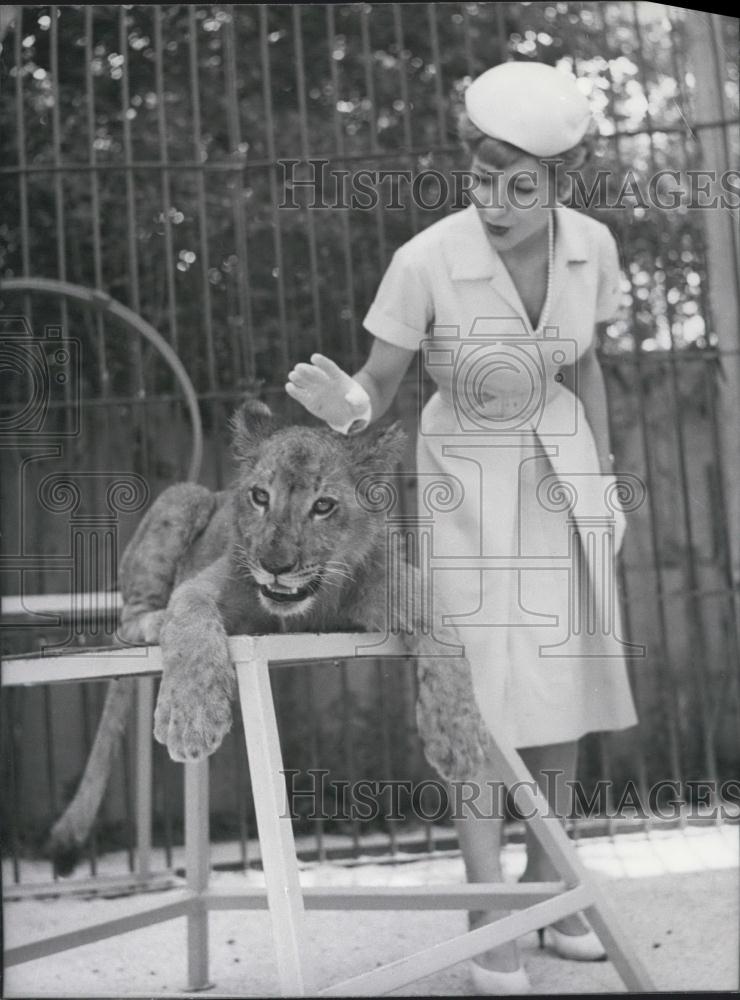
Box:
[486,224,510,236]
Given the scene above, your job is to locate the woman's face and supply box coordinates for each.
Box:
[469,152,552,251]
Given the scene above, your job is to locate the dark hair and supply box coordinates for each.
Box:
[457,109,593,191]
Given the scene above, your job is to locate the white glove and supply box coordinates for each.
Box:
[285,353,372,435]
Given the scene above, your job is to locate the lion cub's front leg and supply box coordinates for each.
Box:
[153,557,235,762]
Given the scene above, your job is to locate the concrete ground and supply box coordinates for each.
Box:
[3,823,738,996]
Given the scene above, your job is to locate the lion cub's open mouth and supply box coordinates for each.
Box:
[259,576,322,606]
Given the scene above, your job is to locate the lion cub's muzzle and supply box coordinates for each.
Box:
[252,562,324,613]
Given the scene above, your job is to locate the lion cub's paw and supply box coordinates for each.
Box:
[154,684,233,762]
[119,610,165,645]
[154,627,235,762]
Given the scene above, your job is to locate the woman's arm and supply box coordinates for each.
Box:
[559,334,615,475]
[352,337,418,423]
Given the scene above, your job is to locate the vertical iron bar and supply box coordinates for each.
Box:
[135,677,153,878]
[259,4,290,372]
[326,5,359,367]
[614,556,651,832]
[6,689,22,883]
[340,662,361,857]
[79,684,99,876]
[426,5,447,147]
[13,9,30,279]
[187,6,219,393]
[358,4,388,270]
[495,4,508,64]
[49,6,72,436]
[14,4,32,361]
[42,687,59,877]
[121,697,135,874]
[597,735,617,839]
[292,5,323,355]
[222,6,256,381]
[153,5,179,353]
[376,661,397,856]
[156,702,175,869]
[303,664,325,862]
[187,5,224,491]
[153,6,189,489]
[84,4,111,420]
[42,688,59,816]
[461,3,475,77]
[414,664,436,854]
[391,4,419,235]
[231,701,250,870]
[119,6,150,483]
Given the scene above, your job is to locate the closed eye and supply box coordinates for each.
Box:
[311,496,337,517]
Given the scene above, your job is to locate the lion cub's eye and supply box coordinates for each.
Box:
[250,487,270,509]
[311,497,337,517]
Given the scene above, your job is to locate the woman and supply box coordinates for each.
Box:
[286,61,638,994]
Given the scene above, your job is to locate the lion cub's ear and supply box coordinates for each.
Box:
[346,420,408,473]
[230,398,274,464]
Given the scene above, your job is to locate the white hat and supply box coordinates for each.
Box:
[464,62,592,157]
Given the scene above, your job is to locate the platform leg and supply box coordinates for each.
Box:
[235,655,312,997]
[185,758,212,991]
[135,676,153,879]
[487,734,656,991]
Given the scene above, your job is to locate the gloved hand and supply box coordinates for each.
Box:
[285,353,372,435]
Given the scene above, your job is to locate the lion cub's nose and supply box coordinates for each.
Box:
[259,557,298,577]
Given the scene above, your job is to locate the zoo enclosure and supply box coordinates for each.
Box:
[1,3,739,882]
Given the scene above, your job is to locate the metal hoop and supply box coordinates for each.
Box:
[0,277,203,482]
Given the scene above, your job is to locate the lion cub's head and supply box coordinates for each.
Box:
[230,399,407,618]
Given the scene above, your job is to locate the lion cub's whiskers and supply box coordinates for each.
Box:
[323,565,354,582]
[323,561,356,585]
[232,542,252,563]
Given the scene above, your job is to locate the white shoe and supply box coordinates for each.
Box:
[469,960,532,995]
[538,925,607,961]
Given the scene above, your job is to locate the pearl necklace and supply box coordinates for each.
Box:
[534,209,555,335]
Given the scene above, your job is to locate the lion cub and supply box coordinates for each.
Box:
[47,400,492,872]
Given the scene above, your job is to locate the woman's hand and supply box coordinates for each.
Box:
[285,353,371,434]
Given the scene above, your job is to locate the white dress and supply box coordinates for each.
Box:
[363,204,639,749]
